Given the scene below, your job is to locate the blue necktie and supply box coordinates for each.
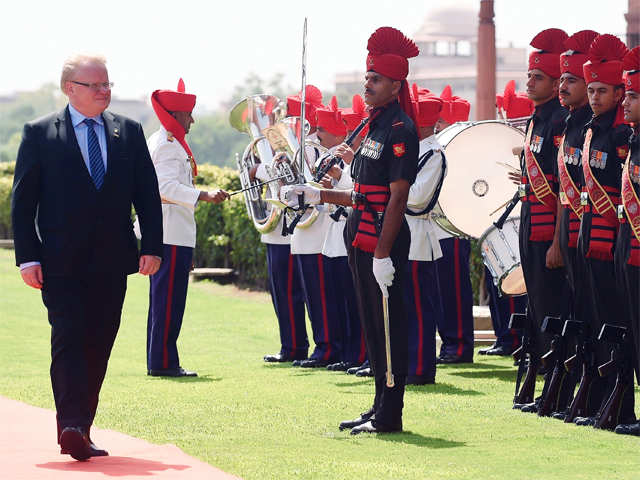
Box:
[84,118,105,189]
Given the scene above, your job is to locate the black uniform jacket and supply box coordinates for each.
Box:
[11,106,163,276]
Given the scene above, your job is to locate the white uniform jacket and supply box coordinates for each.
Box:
[406,134,446,261]
[291,134,330,255]
[254,157,290,246]
[322,158,352,258]
[147,126,200,248]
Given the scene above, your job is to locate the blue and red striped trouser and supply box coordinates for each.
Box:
[295,253,341,362]
[404,260,442,379]
[436,237,474,359]
[147,244,192,371]
[266,243,308,357]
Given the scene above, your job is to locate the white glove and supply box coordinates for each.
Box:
[372,257,395,298]
[279,183,321,207]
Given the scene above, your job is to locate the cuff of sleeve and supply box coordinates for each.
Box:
[20,261,41,271]
[256,164,270,182]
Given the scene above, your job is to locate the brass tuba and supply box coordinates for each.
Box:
[229,94,287,234]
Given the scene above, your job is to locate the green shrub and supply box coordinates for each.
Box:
[0,176,12,239]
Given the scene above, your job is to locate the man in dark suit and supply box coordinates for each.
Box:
[11,54,163,461]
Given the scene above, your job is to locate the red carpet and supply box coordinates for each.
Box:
[0,396,241,479]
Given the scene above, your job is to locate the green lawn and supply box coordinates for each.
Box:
[0,247,638,479]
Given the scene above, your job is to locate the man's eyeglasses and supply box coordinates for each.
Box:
[71,81,114,91]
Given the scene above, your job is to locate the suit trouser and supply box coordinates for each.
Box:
[266,244,308,357]
[436,237,474,359]
[147,244,192,371]
[295,253,341,362]
[42,273,127,439]
[324,255,366,365]
[484,266,525,350]
[404,260,441,380]
[347,232,409,429]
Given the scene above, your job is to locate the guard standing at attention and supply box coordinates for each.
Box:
[281,26,420,434]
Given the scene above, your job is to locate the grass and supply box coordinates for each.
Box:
[0,247,638,479]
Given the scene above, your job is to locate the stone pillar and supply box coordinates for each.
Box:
[626,0,640,48]
[476,0,496,121]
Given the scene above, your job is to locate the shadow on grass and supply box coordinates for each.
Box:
[379,431,466,448]
[333,379,373,387]
[448,369,515,382]
[148,375,221,383]
[437,361,512,370]
[407,382,483,396]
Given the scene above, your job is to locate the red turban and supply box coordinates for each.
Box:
[287,85,324,127]
[528,28,568,79]
[151,78,197,174]
[583,34,629,86]
[623,46,640,92]
[498,80,534,119]
[560,30,599,79]
[366,26,420,127]
[410,83,442,127]
[341,94,369,137]
[316,96,347,137]
[439,85,470,124]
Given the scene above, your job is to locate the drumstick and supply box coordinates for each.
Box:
[489,198,514,216]
[496,161,519,173]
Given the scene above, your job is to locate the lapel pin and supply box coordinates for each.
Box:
[114,128,120,138]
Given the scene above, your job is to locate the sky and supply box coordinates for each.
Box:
[1,0,630,111]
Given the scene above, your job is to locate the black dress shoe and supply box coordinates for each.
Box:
[327,361,357,371]
[347,361,369,375]
[299,358,329,368]
[61,439,108,457]
[615,422,640,436]
[437,354,473,364]
[406,375,435,385]
[355,367,373,377]
[574,416,596,426]
[478,343,497,355]
[59,427,93,461]
[485,345,515,356]
[263,353,292,363]
[339,408,375,431]
[551,411,567,421]
[350,420,402,435]
[520,402,538,413]
[148,367,197,377]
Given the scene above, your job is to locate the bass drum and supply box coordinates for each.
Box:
[479,217,526,296]
[433,121,524,239]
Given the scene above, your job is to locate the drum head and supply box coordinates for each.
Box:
[501,265,527,296]
[436,121,523,238]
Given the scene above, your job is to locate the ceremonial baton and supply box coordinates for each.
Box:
[228,175,290,196]
[382,291,394,388]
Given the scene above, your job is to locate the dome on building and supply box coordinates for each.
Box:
[414,7,477,42]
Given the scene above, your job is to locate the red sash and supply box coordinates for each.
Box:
[351,183,390,253]
[557,135,583,218]
[581,128,618,226]
[621,151,640,243]
[524,120,557,209]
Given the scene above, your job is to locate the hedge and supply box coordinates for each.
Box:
[0,161,486,299]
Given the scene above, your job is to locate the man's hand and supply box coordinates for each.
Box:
[508,171,521,186]
[199,189,230,204]
[280,184,321,207]
[545,241,564,269]
[139,255,161,276]
[20,265,43,289]
[320,175,334,189]
[335,143,355,164]
[372,257,395,298]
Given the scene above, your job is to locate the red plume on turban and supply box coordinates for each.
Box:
[410,84,442,128]
[560,30,599,79]
[151,78,197,174]
[624,46,640,92]
[438,85,470,124]
[502,81,534,119]
[287,85,324,127]
[341,94,369,135]
[528,28,568,78]
[440,85,452,101]
[316,96,347,137]
[583,34,629,86]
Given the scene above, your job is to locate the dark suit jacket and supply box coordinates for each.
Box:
[11,105,163,276]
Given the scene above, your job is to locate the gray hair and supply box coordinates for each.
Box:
[60,54,107,92]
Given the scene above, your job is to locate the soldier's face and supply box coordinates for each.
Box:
[526,69,559,106]
[622,90,640,123]
[364,72,400,108]
[587,82,623,116]
[172,111,194,134]
[316,126,345,149]
[559,73,587,109]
